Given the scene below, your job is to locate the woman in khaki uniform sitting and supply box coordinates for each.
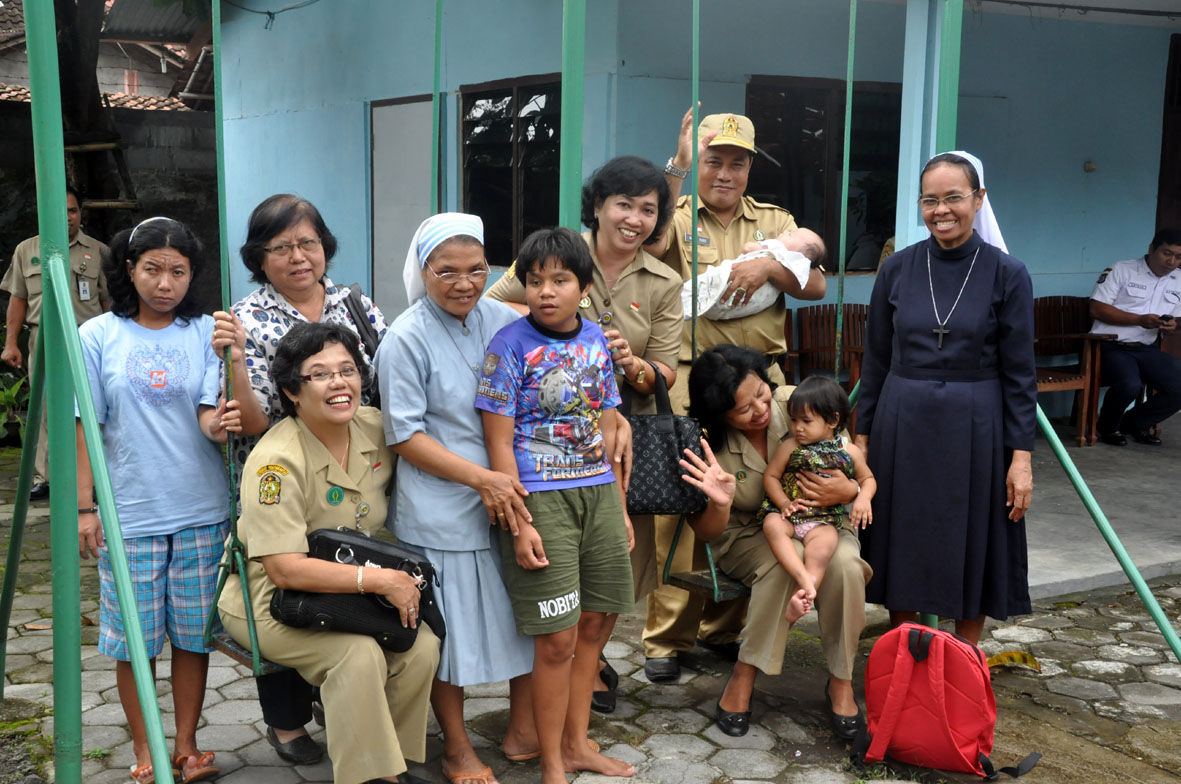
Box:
[218,322,439,784]
[686,344,869,740]
[485,155,682,712]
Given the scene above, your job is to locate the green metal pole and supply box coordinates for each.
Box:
[916,0,963,630]
[558,0,586,229]
[934,0,963,152]
[1036,406,1180,662]
[24,4,80,777]
[834,0,858,378]
[689,0,700,360]
[0,328,44,690]
[25,4,172,779]
[430,0,443,215]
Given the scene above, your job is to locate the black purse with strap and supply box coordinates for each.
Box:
[269,528,445,653]
[619,362,707,516]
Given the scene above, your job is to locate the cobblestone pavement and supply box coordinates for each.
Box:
[1,448,1179,783]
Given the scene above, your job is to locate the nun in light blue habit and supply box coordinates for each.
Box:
[374,213,539,772]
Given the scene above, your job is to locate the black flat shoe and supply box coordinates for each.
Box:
[715,699,751,737]
[696,637,741,661]
[311,699,325,727]
[28,482,49,501]
[1128,428,1162,445]
[591,656,618,713]
[824,681,865,742]
[1099,431,1127,446]
[644,656,680,682]
[266,725,324,765]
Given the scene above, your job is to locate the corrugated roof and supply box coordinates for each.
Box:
[0,0,24,44]
[102,0,205,44]
[0,81,191,111]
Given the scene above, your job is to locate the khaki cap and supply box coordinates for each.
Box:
[698,113,756,153]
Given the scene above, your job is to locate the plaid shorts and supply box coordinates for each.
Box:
[98,520,229,660]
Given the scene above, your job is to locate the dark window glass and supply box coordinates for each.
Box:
[747,78,901,272]
[462,78,561,263]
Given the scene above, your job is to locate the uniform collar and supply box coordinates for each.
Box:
[584,230,671,286]
[723,393,787,473]
[71,230,99,249]
[294,414,382,490]
[1141,255,1181,282]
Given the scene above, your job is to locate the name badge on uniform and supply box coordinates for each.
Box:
[683,233,710,246]
[78,279,92,301]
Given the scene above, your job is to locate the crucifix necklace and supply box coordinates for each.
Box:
[926,245,980,350]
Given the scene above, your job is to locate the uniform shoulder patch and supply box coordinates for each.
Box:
[257,464,290,476]
[258,471,282,505]
[505,261,516,279]
[1097,267,1112,284]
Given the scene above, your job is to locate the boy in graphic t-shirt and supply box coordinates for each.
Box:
[476,226,635,783]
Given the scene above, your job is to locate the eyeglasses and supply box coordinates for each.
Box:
[298,366,359,384]
[264,237,323,256]
[918,190,978,211]
[426,261,490,285]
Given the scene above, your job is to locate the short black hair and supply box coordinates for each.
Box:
[920,153,980,193]
[105,217,205,323]
[239,194,338,285]
[65,184,82,204]
[270,321,369,419]
[581,156,672,247]
[1150,227,1181,249]
[688,344,773,451]
[516,226,594,288]
[786,375,849,436]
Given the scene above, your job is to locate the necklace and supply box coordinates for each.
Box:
[427,300,487,380]
[926,245,980,350]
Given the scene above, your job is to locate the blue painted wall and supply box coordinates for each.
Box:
[220,1,1175,311]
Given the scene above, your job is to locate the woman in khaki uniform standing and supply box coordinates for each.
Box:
[485,155,683,711]
[218,322,439,784]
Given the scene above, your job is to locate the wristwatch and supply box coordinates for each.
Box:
[634,363,647,385]
[664,157,690,180]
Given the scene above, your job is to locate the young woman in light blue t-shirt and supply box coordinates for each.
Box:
[76,217,247,784]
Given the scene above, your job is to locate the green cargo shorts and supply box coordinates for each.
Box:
[499,482,634,636]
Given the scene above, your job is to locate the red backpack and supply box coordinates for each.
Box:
[856,623,1039,780]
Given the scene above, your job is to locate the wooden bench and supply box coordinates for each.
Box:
[1033,296,1114,446]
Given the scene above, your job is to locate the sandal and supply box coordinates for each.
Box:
[503,738,600,763]
[441,763,495,784]
[129,764,155,784]
[173,751,220,784]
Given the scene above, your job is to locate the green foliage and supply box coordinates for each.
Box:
[0,374,28,438]
[83,747,111,760]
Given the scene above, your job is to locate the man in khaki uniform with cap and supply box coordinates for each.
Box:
[1,186,110,500]
[641,110,867,729]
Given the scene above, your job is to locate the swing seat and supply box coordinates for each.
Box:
[666,569,751,602]
[210,629,289,675]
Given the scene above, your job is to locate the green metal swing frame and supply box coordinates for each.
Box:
[2,3,1179,783]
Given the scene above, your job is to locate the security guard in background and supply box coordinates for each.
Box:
[1090,227,1181,445]
[641,110,829,683]
[1,185,110,500]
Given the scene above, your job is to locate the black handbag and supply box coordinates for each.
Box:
[269,527,445,653]
[619,362,708,516]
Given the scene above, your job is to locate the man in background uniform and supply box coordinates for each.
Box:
[1090,227,1181,446]
[1,186,110,499]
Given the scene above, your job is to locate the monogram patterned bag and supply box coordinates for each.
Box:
[620,363,707,516]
